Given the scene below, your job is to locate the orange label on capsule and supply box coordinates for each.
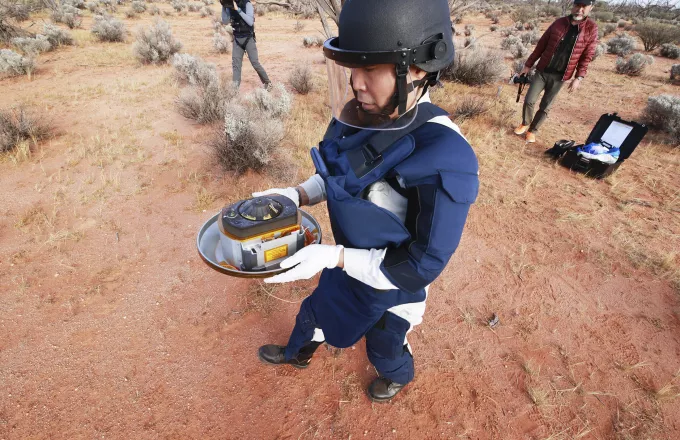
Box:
[265,244,288,263]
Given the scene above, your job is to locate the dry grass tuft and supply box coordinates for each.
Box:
[340,373,361,402]
[452,96,490,122]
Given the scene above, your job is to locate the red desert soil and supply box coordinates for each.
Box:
[1,9,679,440]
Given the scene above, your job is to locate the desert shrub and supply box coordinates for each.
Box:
[490,25,498,32]
[11,35,52,55]
[91,14,126,42]
[211,84,292,173]
[501,35,522,50]
[42,23,74,46]
[302,35,324,48]
[6,3,30,21]
[0,106,52,153]
[603,23,617,36]
[660,43,680,59]
[63,12,82,29]
[213,30,230,53]
[124,8,138,18]
[63,0,85,8]
[131,0,146,13]
[464,37,476,48]
[290,0,315,19]
[464,24,475,37]
[500,27,517,37]
[615,53,653,76]
[199,6,213,17]
[541,5,560,18]
[514,21,525,31]
[452,96,489,122]
[86,1,98,12]
[441,47,506,86]
[520,31,539,46]
[607,33,637,56]
[133,19,182,64]
[255,3,265,16]
[288,64,313,94]
[172,53,218,88]
[591,11,614,22]
[635,21,680,52]
[642,94,680,143]
[171,0,186,12]
[53,5,83,29]
[509,43,530,59]
[592,42,607,60]
[177,79,235,123]
[618,19,626,28]
[248,83,292,118]
[149,5,161,15]
[524,21,537,31]
[490,14,500,24]
[510,6,536,23]
[188,2,201,12]
[670,64,680,81]
[0,49,34,77]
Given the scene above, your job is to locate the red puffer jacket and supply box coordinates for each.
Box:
[525,16,598,81]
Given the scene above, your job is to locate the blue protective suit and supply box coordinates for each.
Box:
[284,102,479,384]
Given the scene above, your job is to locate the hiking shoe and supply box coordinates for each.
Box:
[525,131,536,143]
[514,124,529,135]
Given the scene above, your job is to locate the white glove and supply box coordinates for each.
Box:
[252,187,299,207]
[265,244,343,283]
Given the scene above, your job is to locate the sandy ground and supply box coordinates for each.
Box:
[1,7,679,440]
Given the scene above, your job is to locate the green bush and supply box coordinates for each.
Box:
[635,21,680,52]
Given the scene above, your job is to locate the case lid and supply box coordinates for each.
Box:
[585,113,648,161]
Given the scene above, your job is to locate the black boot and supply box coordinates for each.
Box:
[258,343,319,369]
[367,377,406,402]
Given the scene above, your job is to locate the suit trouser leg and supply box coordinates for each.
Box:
[365,312,415,384]
[244,39,271,85]
[284,297,323,362]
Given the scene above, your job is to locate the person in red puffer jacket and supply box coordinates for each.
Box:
[514,0,598,143]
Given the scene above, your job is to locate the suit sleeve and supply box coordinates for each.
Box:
[379,170,479,294]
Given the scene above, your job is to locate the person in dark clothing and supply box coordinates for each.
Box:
[514,0,598,143]
[221,0,271,89]
[251,0,478,403]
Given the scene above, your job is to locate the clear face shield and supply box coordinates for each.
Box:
[325,59,420,131]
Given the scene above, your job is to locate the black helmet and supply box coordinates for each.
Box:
[323,0,454,119]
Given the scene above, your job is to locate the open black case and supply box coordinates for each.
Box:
[547,113,648,179]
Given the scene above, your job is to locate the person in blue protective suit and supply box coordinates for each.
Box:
[252,0,479,402]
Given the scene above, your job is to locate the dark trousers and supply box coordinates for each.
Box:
[284,297,415,385]
[232,36,270,87]
[522,71,565,133]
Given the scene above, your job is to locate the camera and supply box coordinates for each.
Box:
[512,74,531,85]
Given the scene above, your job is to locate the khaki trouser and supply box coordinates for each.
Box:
[522,71,565,133]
